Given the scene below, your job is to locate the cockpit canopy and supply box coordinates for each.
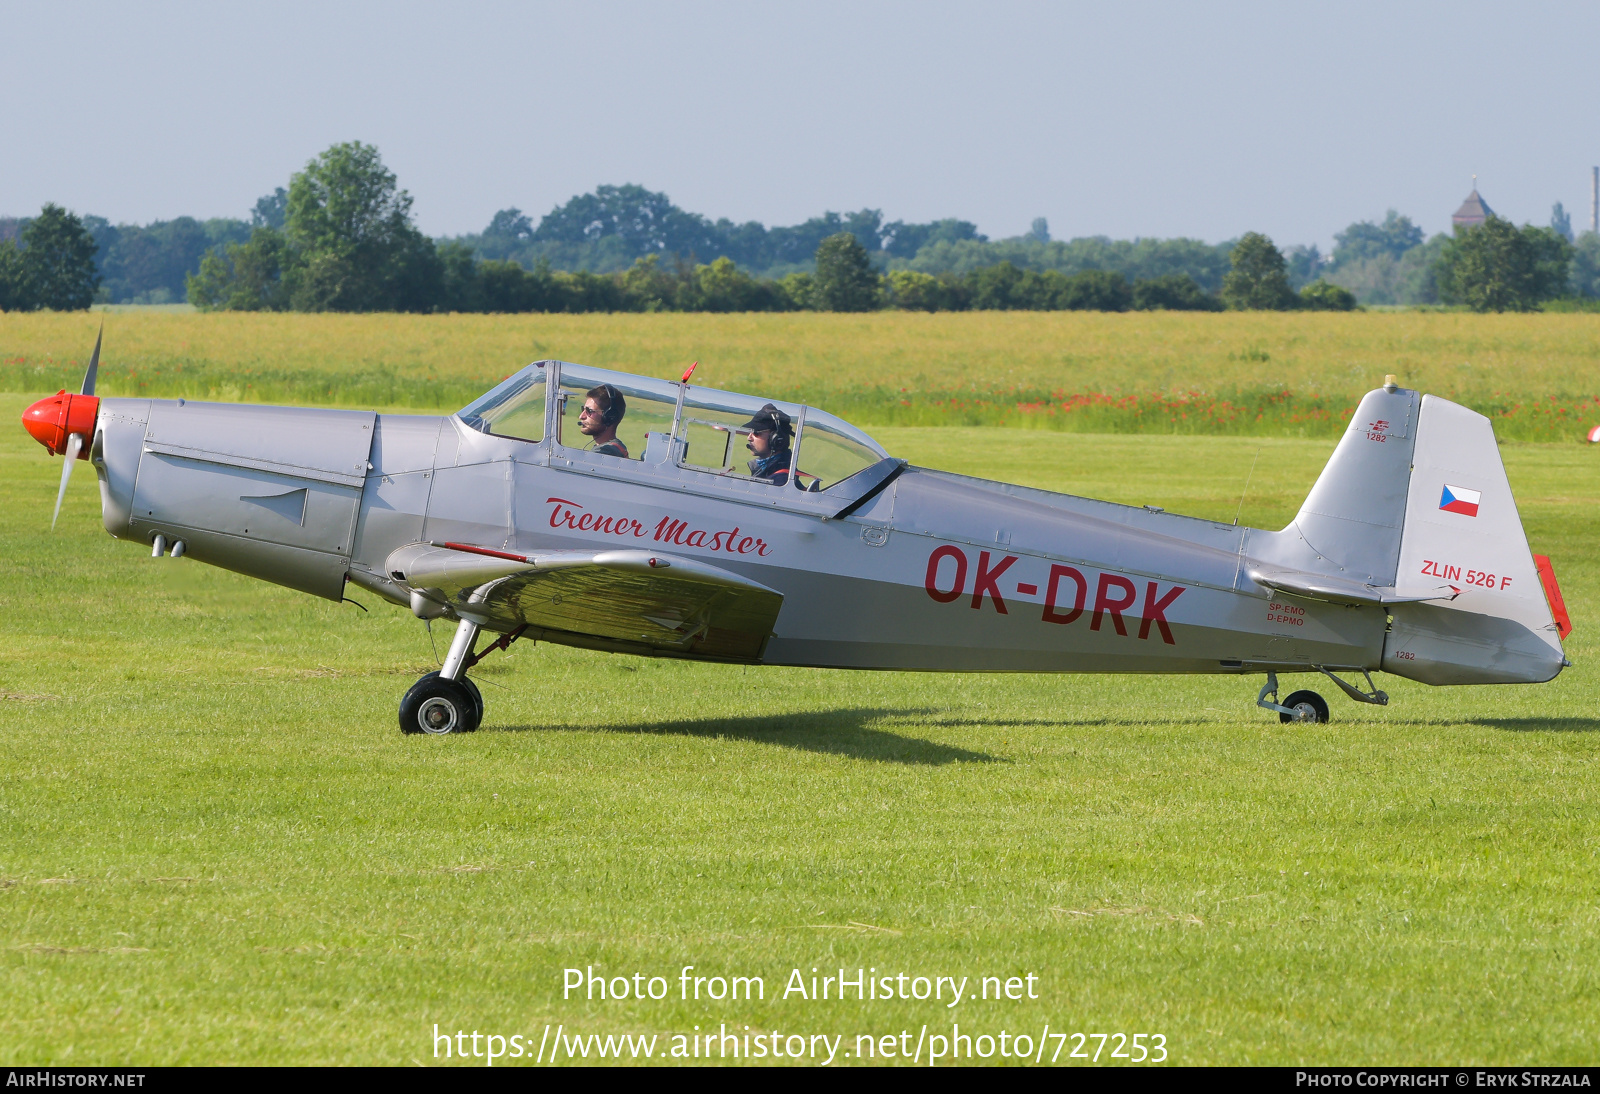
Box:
[458,361,890,493]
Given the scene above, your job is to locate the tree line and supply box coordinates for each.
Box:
[0,141,1588,314]
[1304,207,1584,309]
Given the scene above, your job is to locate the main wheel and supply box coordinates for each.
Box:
[459,675,485,726]
[399,672,481,735]
[1279,689,1330,724]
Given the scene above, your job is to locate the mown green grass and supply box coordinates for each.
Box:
[2,393,1598,1066]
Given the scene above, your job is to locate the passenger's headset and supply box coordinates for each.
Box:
[597,384,625,427]
[761,409,792,453]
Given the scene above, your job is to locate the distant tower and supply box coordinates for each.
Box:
[1591,167,1597,234]
[1452,176,1493,229]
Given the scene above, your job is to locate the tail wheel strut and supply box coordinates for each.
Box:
[1256,672,1329,724]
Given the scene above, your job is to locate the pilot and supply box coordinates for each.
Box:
[742,403,793,485]
[578,384,628,458]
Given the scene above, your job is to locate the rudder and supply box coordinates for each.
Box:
[1383,395,1565,684]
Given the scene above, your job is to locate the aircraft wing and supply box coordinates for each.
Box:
[385,542,783,660]
[1247,568,1459,606]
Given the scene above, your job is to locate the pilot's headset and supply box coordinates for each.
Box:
[596,384,626,427]
[761,406,793,451]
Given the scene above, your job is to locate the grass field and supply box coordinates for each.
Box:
[4,310,1600,439]
[2,373,1598,1065]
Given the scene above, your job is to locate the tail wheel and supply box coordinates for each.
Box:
[400,672,481,735]
[1279,690,1330,724]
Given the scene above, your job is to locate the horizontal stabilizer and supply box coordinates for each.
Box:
[1247,568,1458,606]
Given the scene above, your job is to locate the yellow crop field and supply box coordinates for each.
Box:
[4,309,1599,438]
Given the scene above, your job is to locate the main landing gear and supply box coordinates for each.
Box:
[1255,668,1389,725]
[399,619,528,735]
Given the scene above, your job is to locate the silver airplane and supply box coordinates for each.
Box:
[23,335,1572,734]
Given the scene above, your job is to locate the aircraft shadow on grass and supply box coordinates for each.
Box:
[493,707,1006,765]
[1470,717,1600,734]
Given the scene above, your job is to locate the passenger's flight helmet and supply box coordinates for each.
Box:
[740,403,792,452]
[586,384,626,428]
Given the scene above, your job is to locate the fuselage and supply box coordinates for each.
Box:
[72,352,1564,691]
[89,395,1397,679]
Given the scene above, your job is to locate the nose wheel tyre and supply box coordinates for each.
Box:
[400,672,481,735]
[1278,689,1330,724]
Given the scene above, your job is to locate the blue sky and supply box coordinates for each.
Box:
[5,0,1597,248]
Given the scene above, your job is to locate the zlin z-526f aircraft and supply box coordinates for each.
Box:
[23,334,1573,735]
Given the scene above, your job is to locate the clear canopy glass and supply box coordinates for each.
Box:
[554,364,679,462]
[458,361,891,492]
[796,413,885,491]
[675,387,806,485]
[457,365,546,443]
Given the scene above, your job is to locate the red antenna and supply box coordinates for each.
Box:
[681,360,698,384]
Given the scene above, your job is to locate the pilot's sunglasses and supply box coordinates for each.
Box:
[578,405,600,418]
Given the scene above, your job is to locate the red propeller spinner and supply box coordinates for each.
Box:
[25,325,105,529]
[22,390,99,458]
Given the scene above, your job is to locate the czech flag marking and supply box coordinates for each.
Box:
[1439,484,1481,517]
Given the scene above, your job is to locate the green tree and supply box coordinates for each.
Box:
[0,241,25,310]
[881,217,985,259]
[284,142,441,311]
[1283,244,1324,289]
[966,261,1025,309]
[1324,234,1445,306]
[1551,202,1573,242]
[252,187,288,230]
[900,235,1232,292]
[1331,211,1424,267]
[186,227,292,311]
[693,257,784,312]
[778,271,815,310]
[1054,269,1131,311]
[812,232,879,311]
[13,204,100,310]
[475,260,541,312]
[616,254,682,311]
[886,269,963,311]
[1435,216,1573,312]
[1221,232,1297,310]
[1568,232,1600,297]
[98,216,246,304]
[1131,273,1222,311]
[1298,279,1358,311]
[435,241,483,312]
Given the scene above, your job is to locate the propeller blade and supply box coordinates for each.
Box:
[81,323,103,396]
[51,433,83,530]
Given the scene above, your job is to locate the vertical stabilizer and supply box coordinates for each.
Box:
[1287,386,1419,586]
